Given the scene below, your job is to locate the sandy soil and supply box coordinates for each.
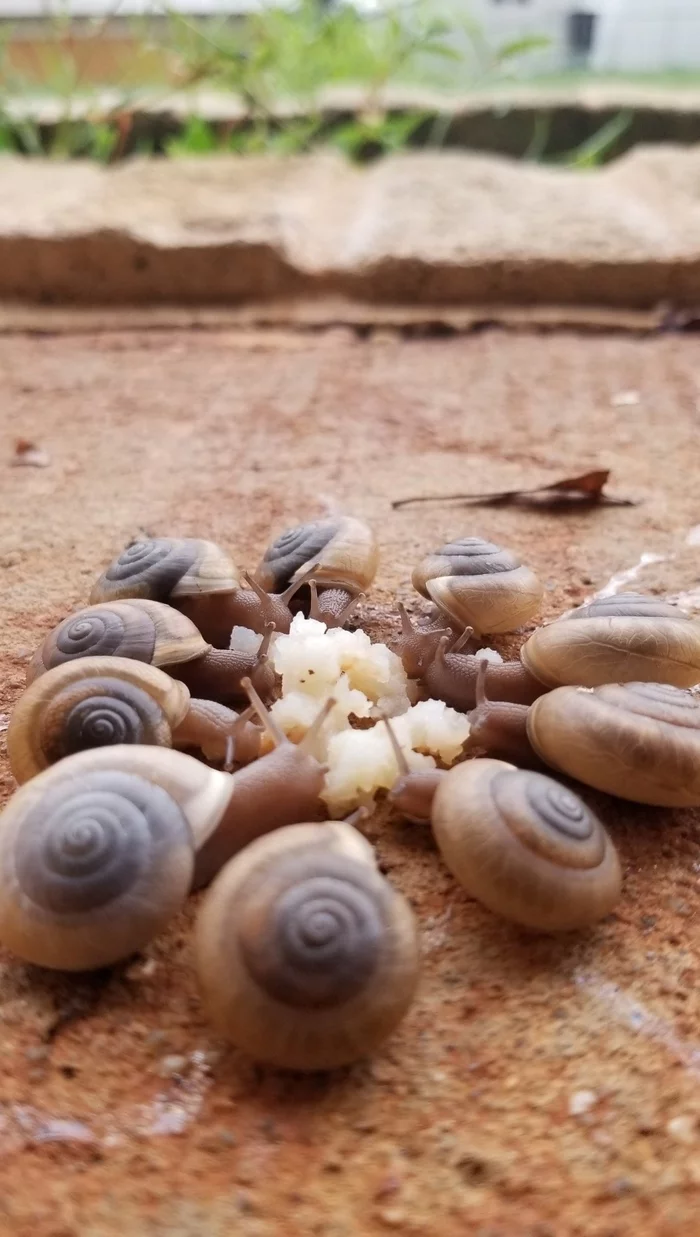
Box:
[1,328,700,1237]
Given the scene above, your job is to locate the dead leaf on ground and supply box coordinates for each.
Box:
[392,469,636,511]
[11,438,51,468]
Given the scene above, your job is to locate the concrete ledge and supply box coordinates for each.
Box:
[2,146,700,310]
[7,84,700,161]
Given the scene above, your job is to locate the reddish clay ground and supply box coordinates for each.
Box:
[1,328,700,1237]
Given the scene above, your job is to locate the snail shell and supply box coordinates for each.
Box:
[412,537,543,635]
[90,538,239,607]
[0,745,230,969]
[8,657,191,785]
[527,681,700,806]
[254,517,379,596]
[521,593,700,689]
[195,822,419,1070]
[431,758,621,931]
[27,599,209,685]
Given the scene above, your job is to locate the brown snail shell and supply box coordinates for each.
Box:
[412,537,543,635]
[195,822,419,1070]
[0,744,229,970]
[27,599,208,685]
[8,657,190,784]
[90,538,238,607]
[521,593,700,689]
[254,517,379,597]
[431,758,621,931]
[527,681,700,806]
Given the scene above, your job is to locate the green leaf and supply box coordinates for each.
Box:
[561,111,632,168]
[165,115,220,157]
[496,35,551,63]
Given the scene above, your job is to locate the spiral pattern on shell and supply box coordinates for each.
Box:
[416,538,521,585]
[0,768,195,970]
[596,679,700,722]
[412,536,543,635]
[489,768,603,868]
[238,851,382,1008]
[98,538,198,595]
[527,681,700,806]
[569,592,686,621]
[521,591,700,690]
[255,521,341,592]
[39,679,170,767]
[58,606,154,663]
[431,758,621,931]
[195,823,420,1070]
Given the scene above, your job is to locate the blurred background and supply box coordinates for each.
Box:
[1,0,699,160]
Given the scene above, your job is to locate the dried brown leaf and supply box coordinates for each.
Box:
[392,469,636,511]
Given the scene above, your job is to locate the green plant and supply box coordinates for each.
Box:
[0,0,550,162]
[559,109,633,168]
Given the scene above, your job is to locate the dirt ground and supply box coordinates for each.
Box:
[1,327,700,1237]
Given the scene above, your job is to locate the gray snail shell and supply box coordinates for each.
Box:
[0,746,223,970]
[195,822,419,1070]
[521,593,700,689]
[90,538,238,607]
[431,758,621,931]
[254,517,378,596]
[27,599,208,684]
[412,537,543,635]
[8,657,190,784]
[527,681,700,806]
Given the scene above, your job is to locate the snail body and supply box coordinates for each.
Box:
[195,821,419,1070]
[27,599,275,708]
[527,681,700,806]
[191,680,332,889]
[412,537,543,636]
[521,593,700,689]
[255,517,378,627]
[395,606,544,710]
[90,538,297,644]
[430,759,621,931]
[7,657,262,784]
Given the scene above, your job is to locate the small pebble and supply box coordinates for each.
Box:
[26,1045,50,1063]
[610,390,640,407]
[125,957,158,981]
[377,1208,406,1229]
[667,1115,696,1144]
[159,1054,188,1078]
[569,1089,597,1116]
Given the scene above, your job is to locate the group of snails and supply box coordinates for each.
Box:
[2,517,700,1070]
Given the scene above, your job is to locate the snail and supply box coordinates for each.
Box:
[520,592,700,690]
[384,723,620,931]
[26,599,275,708]
[412,537,543,636]
[89,537,306,644]
[395,606,546,710]
[195,821,419,1070]
[254,517,378,627]
[527,680,700,806]
[7,657,264,785]
[0,746,209,969]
